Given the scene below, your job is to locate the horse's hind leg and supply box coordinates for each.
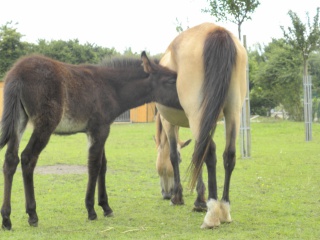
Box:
[201,120,237,229]
[220,120,238,223]
[21,127,54,227]
[97,149,113,217]
[193,170,207,212]
[201,138,223,228]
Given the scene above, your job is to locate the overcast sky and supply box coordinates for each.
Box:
[1,0,319,55]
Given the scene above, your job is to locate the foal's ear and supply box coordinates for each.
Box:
[141,51,154,73]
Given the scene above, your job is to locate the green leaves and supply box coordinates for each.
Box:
[202,0,260,39]
[0,22,26,78]
[0,22,118,80]
[249,40,304,119]
[281,8,320,58]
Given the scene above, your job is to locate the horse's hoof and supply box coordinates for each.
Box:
[2,218,12,230]
[193,201,207,212]
[161,189,172,200]
[193,205,207,212]
[170,198,184,205]
[162,193,172,200]
[201,199,232,229]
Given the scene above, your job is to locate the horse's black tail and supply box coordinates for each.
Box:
[189,27,237,189]
[0,78,24,150]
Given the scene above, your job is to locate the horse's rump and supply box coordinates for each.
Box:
[159,22,247,189]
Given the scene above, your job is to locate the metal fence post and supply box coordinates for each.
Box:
[240,35,251,158]
[303,75,312,141]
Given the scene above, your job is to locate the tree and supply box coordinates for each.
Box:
[174,18,190,33]
[309,51,320,95]
[253,39,303,120]
[202,0,260,40]
[309,51,320,120]
[247,45,277,116]
[281,8,320,82]
[0,22,28,78]
[34,39,117,64]
[281,8,320,139]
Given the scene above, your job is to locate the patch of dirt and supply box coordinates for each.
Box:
[35,164,87,175]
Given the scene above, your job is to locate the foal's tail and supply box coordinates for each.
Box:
[0,78,24,150]
[189,27,237,189]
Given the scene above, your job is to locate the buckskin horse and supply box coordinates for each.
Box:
[155,22,247,228]
[0,51,180,230]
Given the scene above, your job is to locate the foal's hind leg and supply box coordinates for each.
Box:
[97,149,113,217]
[2,117,28,230]
[21,127,54,227]
[85,125,110,220]
[2,140,21,230]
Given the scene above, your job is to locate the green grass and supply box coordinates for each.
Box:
[0,119,319,239]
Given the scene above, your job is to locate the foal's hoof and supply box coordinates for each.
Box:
[28,220,38,227]
[2,218,12,230]
[28,216,39,227]
[88,212,98,220]
[104,210,114,218]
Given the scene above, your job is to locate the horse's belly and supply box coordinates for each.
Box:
[54,116,88,134]
[156,103,189,128]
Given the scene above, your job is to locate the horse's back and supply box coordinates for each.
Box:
[157,23,216,128]
[159,22,246,139]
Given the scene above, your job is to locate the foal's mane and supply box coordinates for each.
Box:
[99,56,160,82]
[101,57,144,71]
[101,56,160,72]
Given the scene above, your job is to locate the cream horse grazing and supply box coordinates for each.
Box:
[155,112,207,211]
[156,22,247,228]
[154,112,192,200]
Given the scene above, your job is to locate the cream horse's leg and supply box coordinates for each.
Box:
[201,85,244,228]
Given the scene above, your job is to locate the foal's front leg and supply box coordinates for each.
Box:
[85,126,109,220]
[97,149,113,217]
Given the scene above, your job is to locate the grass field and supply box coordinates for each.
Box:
[0,118,319,239]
